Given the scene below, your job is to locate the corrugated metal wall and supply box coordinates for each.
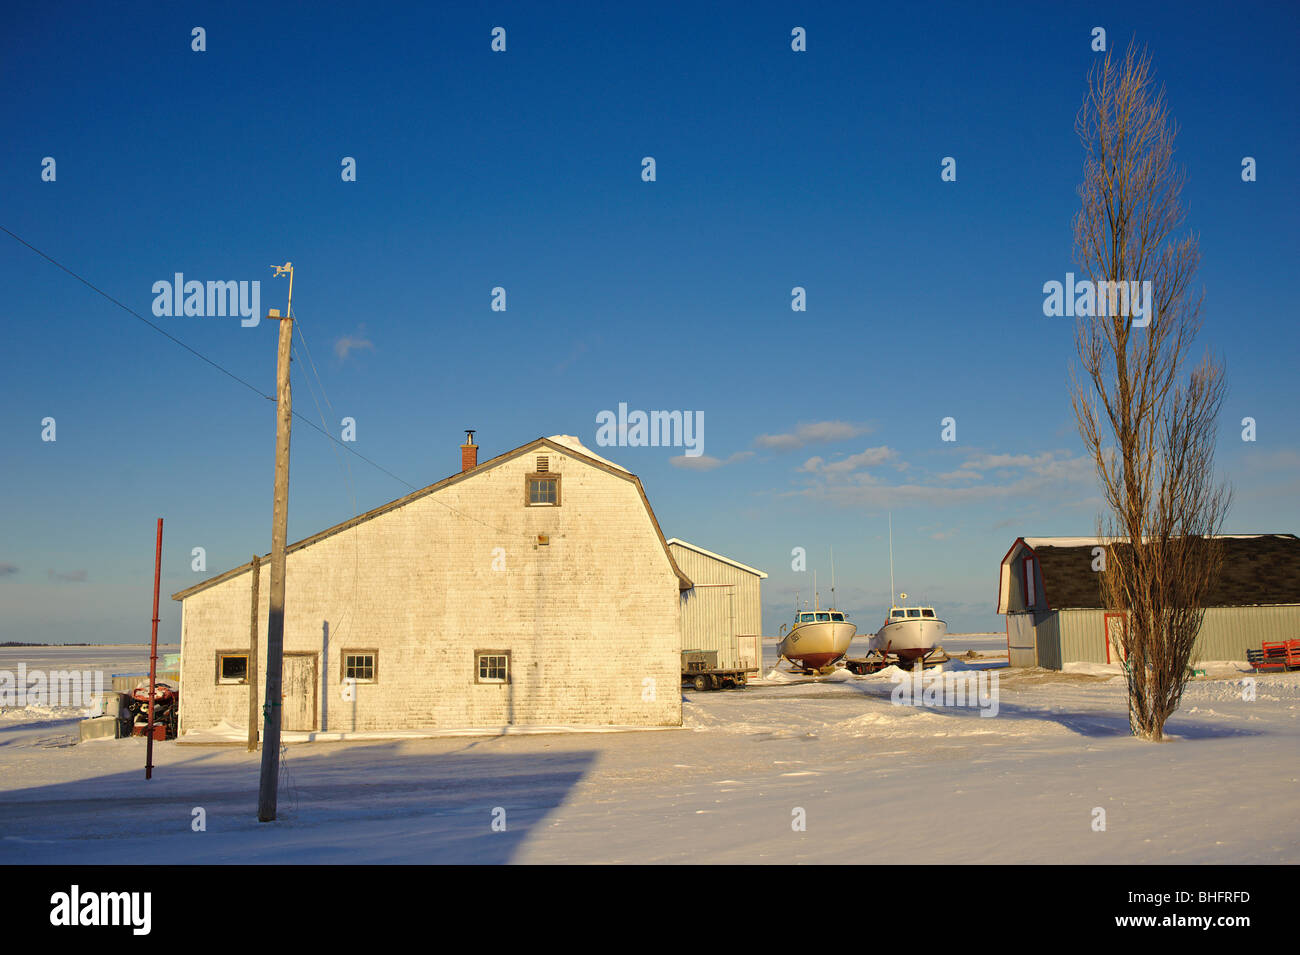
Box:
[1196,606,1300,660]
[1057,610,1107,664]
[1036,604,1300,667]
[1009,611,1064,667]
[669,544,763,671]
[679,586,741,669]
[1035,612,1063,669]
[1007,613,1035,667]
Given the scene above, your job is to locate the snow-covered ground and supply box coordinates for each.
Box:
[1,641,1296,864]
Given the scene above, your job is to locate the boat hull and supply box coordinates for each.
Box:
[779,621,856,670]
[871,618,947,661]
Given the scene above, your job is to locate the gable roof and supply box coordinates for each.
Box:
[545,434,628,472]
[172,435,692,601]
[666,539,768,579]
[999,534,1300,611]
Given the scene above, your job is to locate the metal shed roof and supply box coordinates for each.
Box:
[666,539,768,579]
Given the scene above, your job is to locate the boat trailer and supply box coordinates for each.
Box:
[844,645,951,674]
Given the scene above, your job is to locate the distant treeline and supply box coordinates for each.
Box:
[0,642,96,647]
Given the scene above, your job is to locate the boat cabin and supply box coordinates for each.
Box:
[794,610,849,624]
[887,607,937,620]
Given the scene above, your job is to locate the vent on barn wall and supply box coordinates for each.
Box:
[536,455,549,472]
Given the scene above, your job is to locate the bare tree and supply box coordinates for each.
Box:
[1070,41,1232,741]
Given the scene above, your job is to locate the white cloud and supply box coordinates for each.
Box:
[798,446,898,476]
[754,420,872,451]
[959,452,1061,471]
[334,326,375,360]
[786,447,1096,510]
[671,450,753,471]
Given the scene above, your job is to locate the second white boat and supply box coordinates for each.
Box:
[870,604,947,662]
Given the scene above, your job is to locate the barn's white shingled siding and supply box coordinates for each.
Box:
[176,446,682,734]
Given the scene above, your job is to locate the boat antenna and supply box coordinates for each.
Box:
[888,512,895,605]
[814,570,819,611]
[829,547,836,608]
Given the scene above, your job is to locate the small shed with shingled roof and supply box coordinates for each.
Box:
[996,534,1300,668]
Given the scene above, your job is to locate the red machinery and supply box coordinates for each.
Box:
[127,682,179,740]
[1246,639,1300,672]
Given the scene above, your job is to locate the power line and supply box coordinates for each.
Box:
[1,223,415,491]
[2,223,534,540]
[1,224,272,403]
[291,312,362,646]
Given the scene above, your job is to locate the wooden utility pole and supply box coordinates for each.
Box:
[145,517,163,779]
[258,263,294,822]
[247,554,260,752]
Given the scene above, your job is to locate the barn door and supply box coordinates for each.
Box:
[1007,613,1036,667]
[736,635,759,672]
[282,653,318,731]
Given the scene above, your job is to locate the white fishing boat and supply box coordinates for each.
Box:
[778,608,856,671]
[869,515,947,664]
[777,561,856,671]
[871,602,947,662]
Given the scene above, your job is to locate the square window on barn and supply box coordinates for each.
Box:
[476,651,510,684]
[217,652,248,685]
[343,652,377,683]
[526,473,560,506]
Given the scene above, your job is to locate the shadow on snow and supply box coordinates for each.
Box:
[0,739,596,864]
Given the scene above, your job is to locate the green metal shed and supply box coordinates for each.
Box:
[998,534,1300,667]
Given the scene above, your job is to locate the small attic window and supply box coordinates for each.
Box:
[526,473,560,506]
[536,456,549,472]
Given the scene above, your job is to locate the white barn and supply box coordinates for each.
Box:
[172,434,692,737]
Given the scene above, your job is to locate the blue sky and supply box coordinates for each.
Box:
[2,1,1297,642]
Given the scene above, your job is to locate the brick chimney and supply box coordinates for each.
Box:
[460,430,478,471]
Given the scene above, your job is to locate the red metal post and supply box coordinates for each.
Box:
[146,518,163,779]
